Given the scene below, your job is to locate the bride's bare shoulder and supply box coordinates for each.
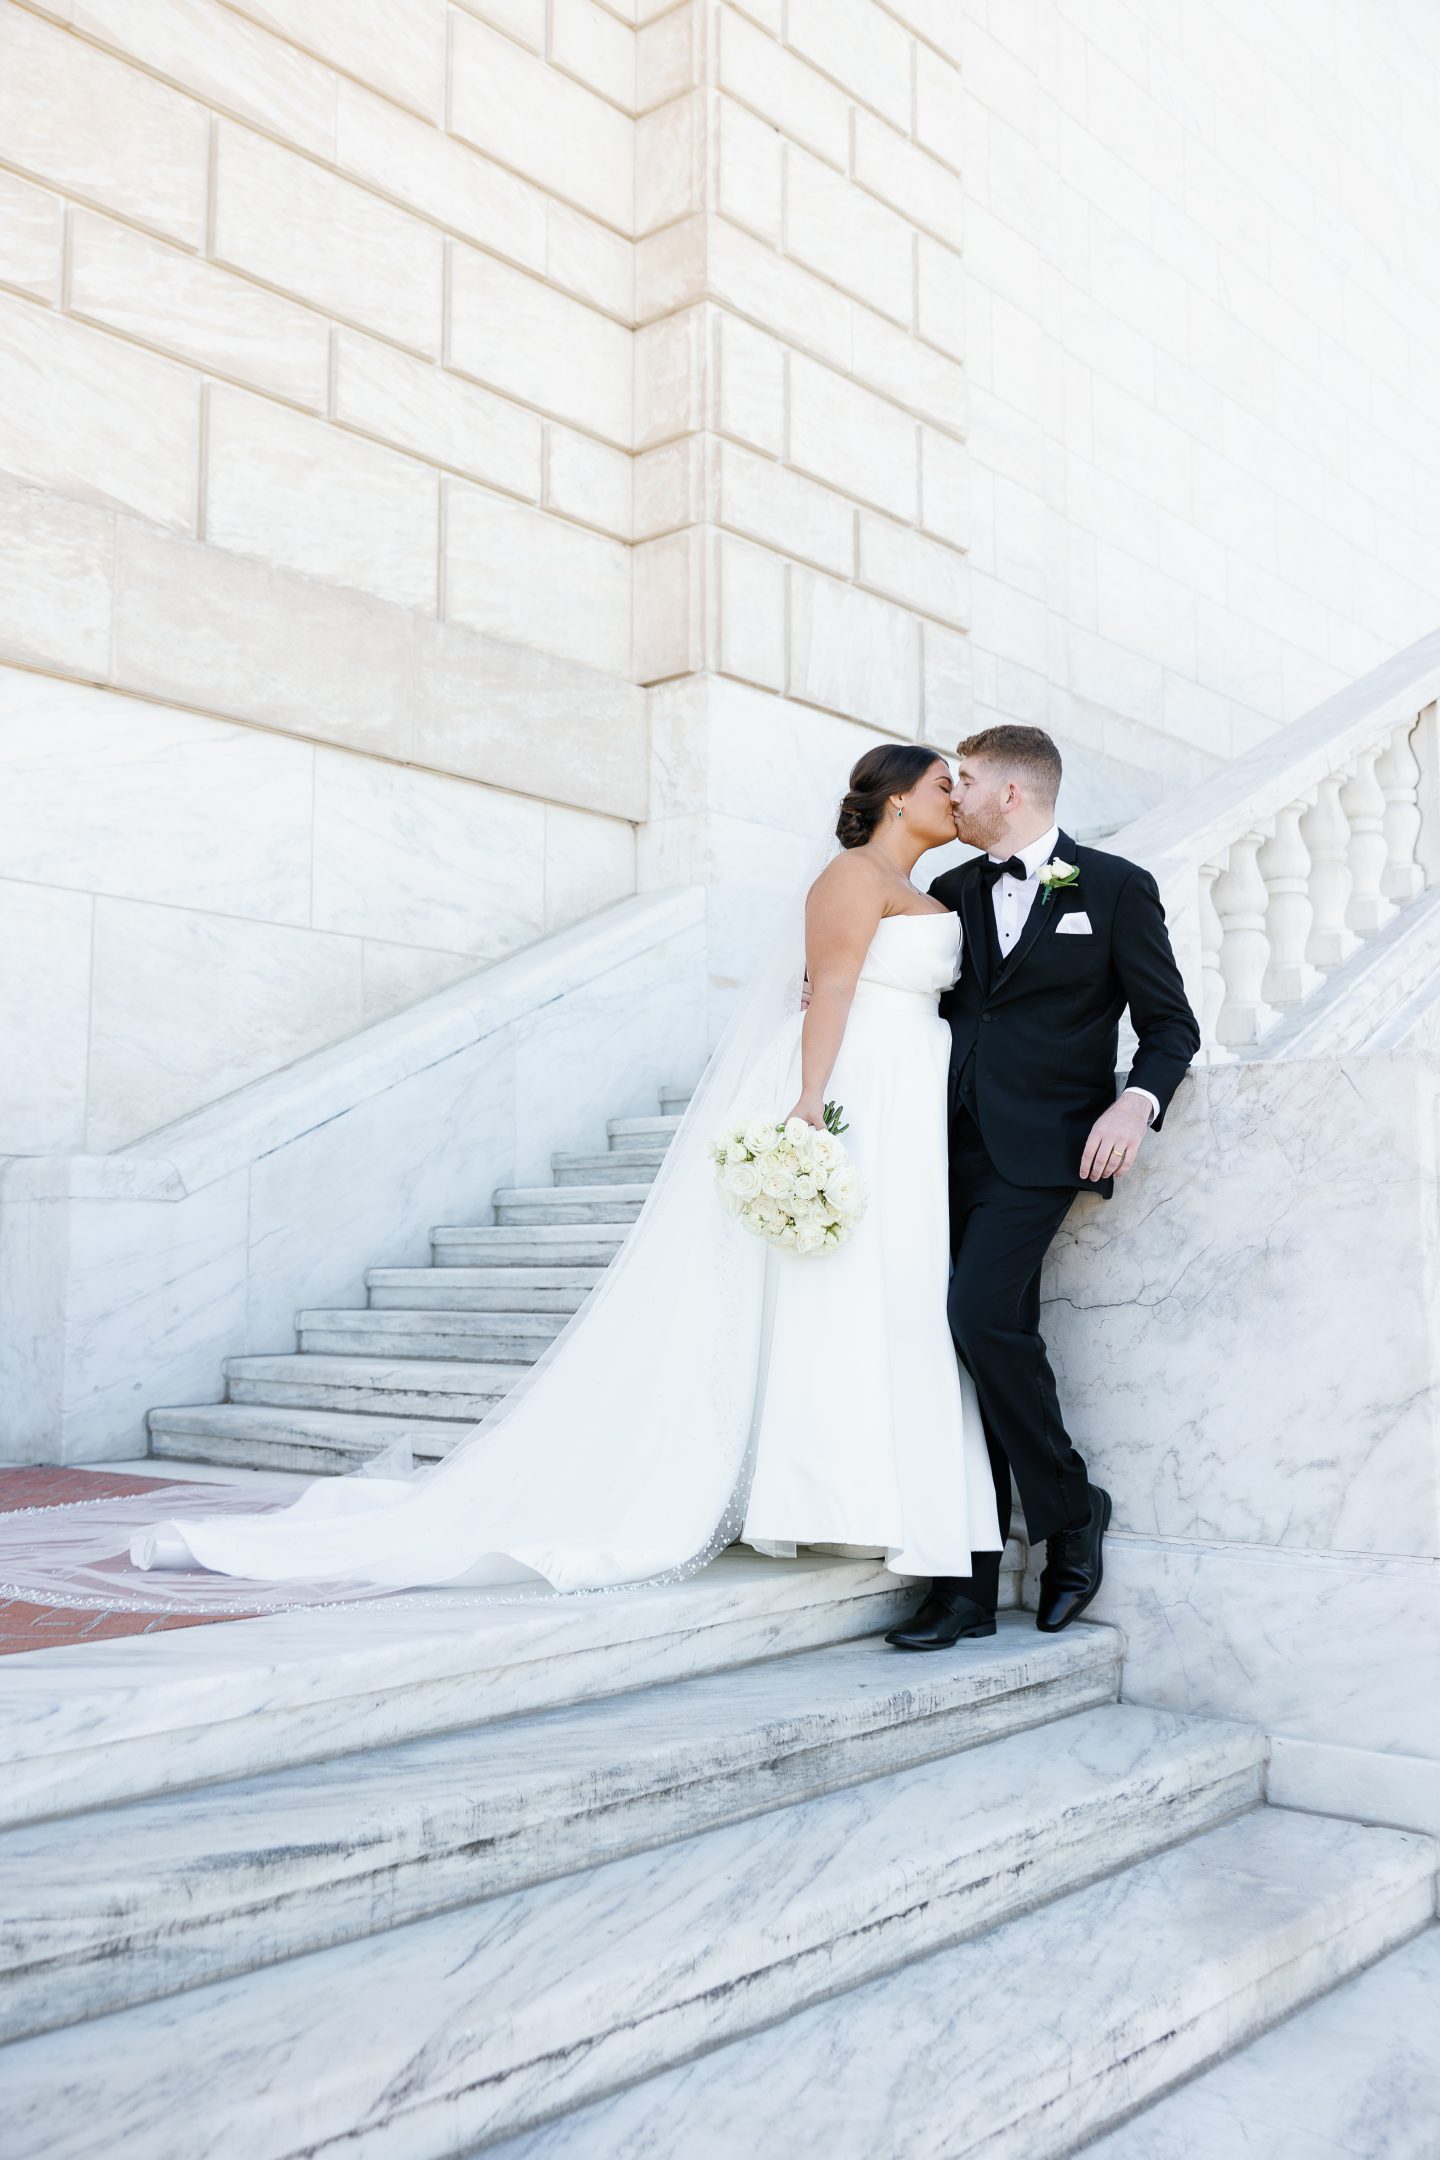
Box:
[806,851,885,912]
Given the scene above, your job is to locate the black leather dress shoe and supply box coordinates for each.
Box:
[1035,1483,1112,1633]
[885,1589,997,1650]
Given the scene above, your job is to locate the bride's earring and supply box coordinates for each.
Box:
[895,805,903,819]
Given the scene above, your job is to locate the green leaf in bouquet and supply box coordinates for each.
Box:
[822,1100,849,1134]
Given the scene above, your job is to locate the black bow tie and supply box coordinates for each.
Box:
[981,854,1030,886]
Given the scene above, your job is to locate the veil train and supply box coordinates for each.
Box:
[0,834,837,1617]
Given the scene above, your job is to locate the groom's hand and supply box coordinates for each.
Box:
[1080,1092,1152,1182]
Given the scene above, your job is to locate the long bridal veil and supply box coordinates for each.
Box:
[0,832,838,1616]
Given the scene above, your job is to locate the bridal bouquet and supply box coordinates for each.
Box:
[709,1102,865,1256]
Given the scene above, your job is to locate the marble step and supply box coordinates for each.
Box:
[659,1083,692,1112]
[0,1622,1124,2043]
[483,1812,1436,2160]
[493,1185,650,1225]
[148,1403,474,1473]
[0,1704,1270,2158]
[296,1308,566,1364]
[606,1115,681,1152]
[225,1351,526,1418]
[551,1147,665,1184]
[430,1223,628,1267]
[0,1550,926,1830]
[366,1266,605,1312]
[1077,1922,1440,2160]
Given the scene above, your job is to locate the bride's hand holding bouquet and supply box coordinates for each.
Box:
[709,1099,865,1256]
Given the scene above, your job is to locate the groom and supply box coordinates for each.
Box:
[887,725,1201,1650]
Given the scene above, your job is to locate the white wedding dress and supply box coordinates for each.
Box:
[742,909,999,1574]
[124,900,1001,1602]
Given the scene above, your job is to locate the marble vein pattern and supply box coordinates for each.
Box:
[1078,1924,1440,2159]
[1044,1053,1440,1561]
[0,1702,1267,2154]
[0,1552,917,1827]
[1090,1532,1440,1765]
[0,1625,1127,2040]
[482,1814,1435,2160]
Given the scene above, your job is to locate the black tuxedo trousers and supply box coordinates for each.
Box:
[944,1103,1089,1603]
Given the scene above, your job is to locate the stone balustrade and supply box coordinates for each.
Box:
[1106,629,1440,1062]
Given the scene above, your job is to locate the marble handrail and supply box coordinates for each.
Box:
[1104,626,1440,1060]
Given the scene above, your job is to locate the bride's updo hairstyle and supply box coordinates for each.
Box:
[836,744,944,848]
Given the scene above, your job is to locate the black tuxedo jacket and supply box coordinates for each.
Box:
[930,831,1201,1193]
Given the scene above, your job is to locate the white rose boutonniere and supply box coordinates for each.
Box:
[1037,857,1080,906]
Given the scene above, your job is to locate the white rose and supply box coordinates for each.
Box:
[809,1133,841,1172]
[745,1118,782,1155]
[792,1173,818,1204]
[826,1167,863,1216]
[795,1222,826,1255]
[761,1167,796,1201]
[727,1138,750,1164]
[783,1116,813,1148]
[722,1160,762,1201]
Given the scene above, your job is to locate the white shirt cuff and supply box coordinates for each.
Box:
[1123,1087,1160,1125]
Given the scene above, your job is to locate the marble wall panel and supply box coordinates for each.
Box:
[509,922,707,1183]
[332,331,542,501]
[0,671,313,924]
[788,566,923,736]
[1095,1531,1440,1766]
[359,943,474,1026]
[212,122,443,357]
[448,246,633,449]
[0,881,91,1155]
[222,0,445,122]
[206,386,439,614]
[47,1167,252,1460]
[113,522,415,764]
[69,212,329,412]
[310,750,547,958]
[445,482,632,678]
[0,293,199,532]
[1045,1055,1440,1561]
[87,901,363,1151]
[334,79,546,271]
[449,9,633,233]
[0,3,207,246]
[70,0,338,157]
[0,169,62,304]
[243,1032,516,1352]
[543,803,638,932]
[0,478,113,681]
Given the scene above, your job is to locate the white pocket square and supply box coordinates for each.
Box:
[1056,912,1092,935]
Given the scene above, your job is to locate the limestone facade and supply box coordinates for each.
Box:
[2,0,1440,1148]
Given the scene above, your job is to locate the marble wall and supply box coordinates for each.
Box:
[1039,1048,1440,1826]
[0,667,636,1155]
[0,888,707,1463]
[958,0,1440,793]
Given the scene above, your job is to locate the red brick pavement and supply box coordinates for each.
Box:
[0,1467,240,1655]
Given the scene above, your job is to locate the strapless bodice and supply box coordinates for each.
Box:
[853,909,960,1000]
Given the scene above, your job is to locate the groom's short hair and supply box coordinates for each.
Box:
[956,724,1062,808]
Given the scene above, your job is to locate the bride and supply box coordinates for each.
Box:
[130,743,1002,1608]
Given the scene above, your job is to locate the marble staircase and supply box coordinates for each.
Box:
[147,1090,690,1477]
[1,1580,1434,2157]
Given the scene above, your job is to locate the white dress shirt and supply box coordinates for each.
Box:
[986,825,1159,1128]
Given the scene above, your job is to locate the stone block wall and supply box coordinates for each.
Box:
[958,0,1440,791]
[4,0,1440,1130]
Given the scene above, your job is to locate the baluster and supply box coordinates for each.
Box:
[1259,799,1320,1007]
[1197,861,1229,1059]
[1342,748,1396,935]
[1301,774,1358,967]
[1212,830,1277,1048]
[1378,720,1423,904]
